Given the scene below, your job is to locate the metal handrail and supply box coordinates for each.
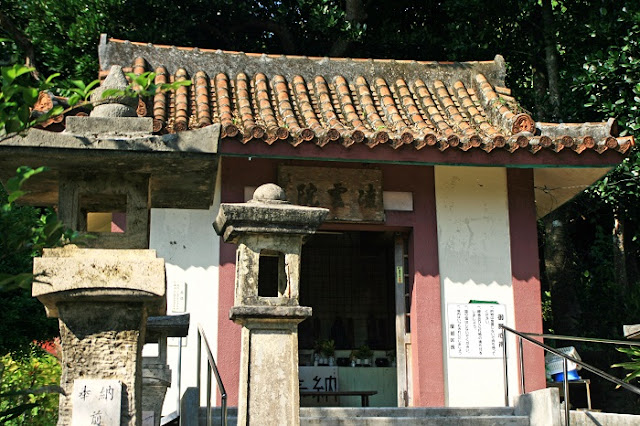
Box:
[500,324,640,426]
[520,332,640,347]
[197,324,227,426]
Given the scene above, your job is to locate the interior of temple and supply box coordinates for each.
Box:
[296,231,399,407]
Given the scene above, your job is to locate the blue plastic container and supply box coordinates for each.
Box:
[552,369,580,382]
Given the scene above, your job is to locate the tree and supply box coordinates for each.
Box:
[0,167,76,355]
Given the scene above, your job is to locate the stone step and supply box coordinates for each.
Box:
[301,416,529,425]
[300,407,519,417]
[201,407,529,426]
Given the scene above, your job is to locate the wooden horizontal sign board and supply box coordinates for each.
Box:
[278,166,384,223]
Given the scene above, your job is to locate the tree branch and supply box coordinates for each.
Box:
[0,11,39,80]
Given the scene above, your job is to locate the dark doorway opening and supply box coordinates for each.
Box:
[298,231,396,352]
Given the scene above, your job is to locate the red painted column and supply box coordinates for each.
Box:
[407,166,444,406]
[507,168,546,392]
[382,164,444,406]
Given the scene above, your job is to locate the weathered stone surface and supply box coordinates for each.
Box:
[514,388,561,426]
[250,183,288,204]
[32,246,166,426]
[72,379,123,426]
[570,411,640,426]
[214,184,326,426]
[230,305,312,321]
[92,102,138,118]
[214,184,328,243]
[90,65,138,114]
[2,125,219,152]
[240,320,304,426]
[66,116,153,135]
[58,302,145,426]
[179,387,199,426]
[145,314,190,342]
[0,125,219,209]
[232,235,304,307]
[33,246,165,317]
[58,173,150,249]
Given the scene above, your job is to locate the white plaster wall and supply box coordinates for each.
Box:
[150,166,222,416]
[434,166,518,407]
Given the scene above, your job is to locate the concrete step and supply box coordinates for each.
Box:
[201,407,529,426]
[300,407,528,425]
[300,407,519,417]
[301,416,529,425]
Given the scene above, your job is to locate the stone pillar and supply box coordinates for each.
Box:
[141,362,171,426]
[214,184,328,426]
[142,314,189,426]
[33,246,166,426]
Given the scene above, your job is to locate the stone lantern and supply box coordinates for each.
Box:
[213,183,328,426]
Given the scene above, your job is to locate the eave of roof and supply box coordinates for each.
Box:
[37,35,617,164]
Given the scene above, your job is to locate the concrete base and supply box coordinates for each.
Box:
[232,308,311,426]
[570,410,640,425]
[514,388,562,426]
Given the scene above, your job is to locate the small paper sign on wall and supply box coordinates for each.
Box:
[446,303,506,359]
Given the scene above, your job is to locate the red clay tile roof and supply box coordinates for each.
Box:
[98,36,632,155]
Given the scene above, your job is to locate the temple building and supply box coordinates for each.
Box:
[1,34,633,418]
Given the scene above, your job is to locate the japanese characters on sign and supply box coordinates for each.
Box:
[72,379,122,426]
[446,303,506,359]
[299,366,339,405]
[278,166,384,223]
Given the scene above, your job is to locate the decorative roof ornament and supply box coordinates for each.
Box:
[90,65,138,118]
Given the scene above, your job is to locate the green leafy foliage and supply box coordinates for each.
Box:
[0,167,81,356]
[572,5,640,133]
[101,72,191,100]
[0,166,80,292]
[612,346,640,384]
[63,79,101,107]
[0,347,61,425]
[0,62,62,137]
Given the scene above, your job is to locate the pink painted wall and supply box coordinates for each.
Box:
[217,158,446,406]
[382,165,445,406]
[507,168,546,392]
[217,158,544,407]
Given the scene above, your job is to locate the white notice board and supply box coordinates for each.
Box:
[446,303,506,358]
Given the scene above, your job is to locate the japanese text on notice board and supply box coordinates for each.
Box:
[447,303,506,358]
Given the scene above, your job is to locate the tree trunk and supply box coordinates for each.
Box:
[612,208,629,292]
[532,67,548,119]
[541,0,561,119]
[0,11,39,80]
[328,0,367,57]
[543,209,582,336]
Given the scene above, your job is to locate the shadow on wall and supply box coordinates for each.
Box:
[149,206,220,271]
